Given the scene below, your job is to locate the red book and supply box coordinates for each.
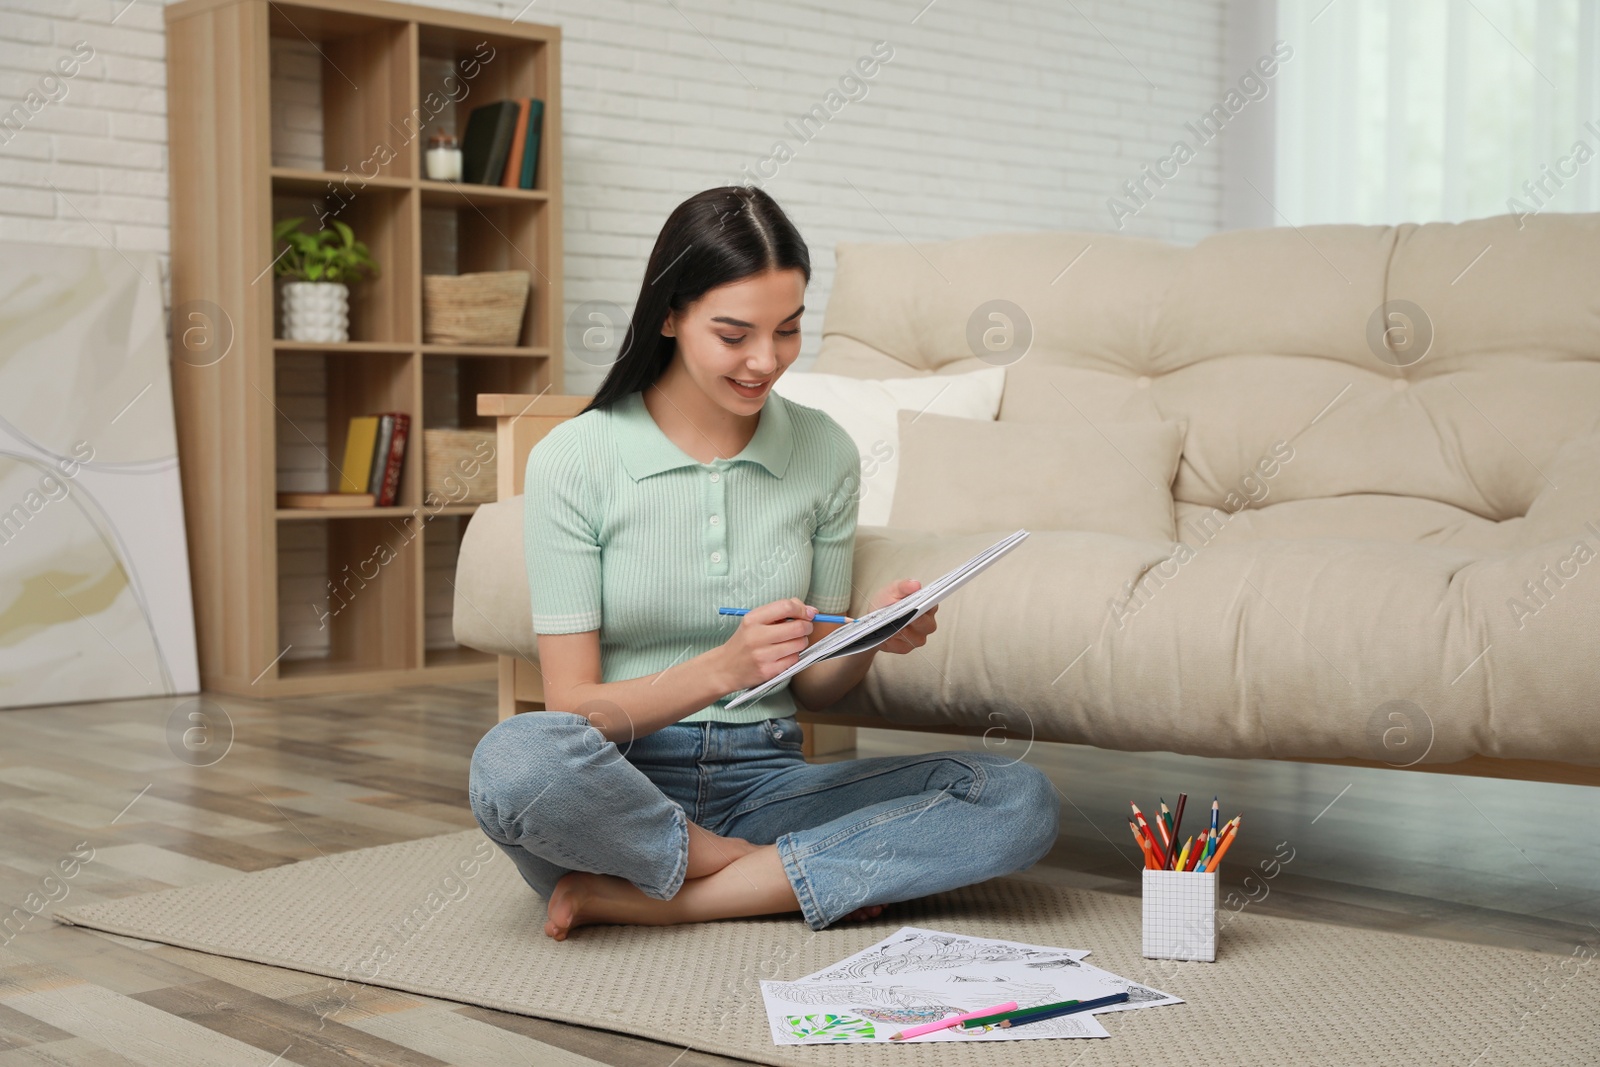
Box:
[377,412,409,506]
[501,98,530,187]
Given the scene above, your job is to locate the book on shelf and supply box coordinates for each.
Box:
[463,98,544,188]
[461,100,521,185]
[504,98,543,189]
[374,412,409,507]
[518,99,544,190]
[338,415,380,494]
[367,415,395,496]
[332,412,409,506]
[501,99,530,188]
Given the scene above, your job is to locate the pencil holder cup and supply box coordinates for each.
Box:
[1142,869,1218,962]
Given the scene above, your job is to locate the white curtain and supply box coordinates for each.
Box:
[1274,0,1600,225]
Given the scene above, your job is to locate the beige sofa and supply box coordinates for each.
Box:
[454,212,1600,783]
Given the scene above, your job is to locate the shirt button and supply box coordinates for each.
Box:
[709,472,720,483]
[711,551,722,563]
[709,515,720,525]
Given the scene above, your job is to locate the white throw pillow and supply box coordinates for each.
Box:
[771,366,1006,526]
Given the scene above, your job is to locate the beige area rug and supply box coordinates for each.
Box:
[54,830,1597,1067]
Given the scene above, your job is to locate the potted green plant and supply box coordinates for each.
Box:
[272,217,380,343]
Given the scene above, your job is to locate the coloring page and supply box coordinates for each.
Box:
[795,925,1092,982]
[761,926,1180,1044]
[759,978,1110,1045]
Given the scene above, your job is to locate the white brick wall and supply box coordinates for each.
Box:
[1,0,1230,658]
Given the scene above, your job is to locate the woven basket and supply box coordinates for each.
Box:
[423,428,497,506]
[422,270,530,346]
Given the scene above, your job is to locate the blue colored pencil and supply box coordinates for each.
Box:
[718,607,851,624]
[998,991,1130,1028]
[1206,795,1220,863]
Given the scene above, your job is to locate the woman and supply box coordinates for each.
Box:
[468,186,1059,941]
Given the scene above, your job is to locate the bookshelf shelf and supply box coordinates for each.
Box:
[167,0,563,698]
[275,504,479,521]
[417,179,549,206]
[270,166,413,195]
[421,344,550,358]
[273,340,415,355]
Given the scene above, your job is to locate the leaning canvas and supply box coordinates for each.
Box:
[0,242,199,708]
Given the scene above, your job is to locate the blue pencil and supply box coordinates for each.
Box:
[1206,795,1220,864]
[998,991,1130,1028]
[718,607,851,624]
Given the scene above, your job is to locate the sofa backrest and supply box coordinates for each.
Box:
[811,213,1600,534]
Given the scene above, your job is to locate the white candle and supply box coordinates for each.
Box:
[426,146,462,181]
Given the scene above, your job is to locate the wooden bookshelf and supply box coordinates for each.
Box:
[166,0,562,697]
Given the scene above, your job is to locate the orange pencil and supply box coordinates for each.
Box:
[1204,818,1241,873]
[1130,820,1155,869]
[1130,803,1167,868]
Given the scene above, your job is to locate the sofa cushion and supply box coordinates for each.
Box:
[888,410,1184,542]
[997,361,1164,425]
[817,231,1175,376]
[770,366,1005,526]
[834,526,1600,765]
[1172,497,1515,552]
[453,496,537,660]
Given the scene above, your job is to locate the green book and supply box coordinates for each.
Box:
[518,99,544,190]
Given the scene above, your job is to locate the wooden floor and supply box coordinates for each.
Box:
[1,680,1596,1066]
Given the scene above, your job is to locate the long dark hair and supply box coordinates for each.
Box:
[580,186,811,414]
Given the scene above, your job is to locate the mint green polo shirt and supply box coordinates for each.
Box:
[523,388,860,724]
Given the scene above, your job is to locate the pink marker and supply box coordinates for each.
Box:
[888,1001,1018,1041]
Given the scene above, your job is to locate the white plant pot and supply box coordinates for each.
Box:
[279,281,350,343]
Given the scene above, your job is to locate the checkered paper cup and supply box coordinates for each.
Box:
[1142,869,1218,962]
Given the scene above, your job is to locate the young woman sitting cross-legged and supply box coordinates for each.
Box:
[468,186,1060,940]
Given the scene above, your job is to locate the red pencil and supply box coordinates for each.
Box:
[1187,829,1209,870]
[1130,803,1167,868]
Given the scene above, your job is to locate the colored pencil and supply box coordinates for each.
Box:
[997,992,1131,1028]
[889,1000,1017,1040]
[1206,796,1220,863]
[1166,793,1188,869]
[718,607,851,624]
[1174,835,1193,872]
[1157,799,1173,852]
[1185,829,1205,871]
[1204,818,1241,873]
[958,999,1077,1029]
[1130,803,1167,868]
[1130,820,1157,869]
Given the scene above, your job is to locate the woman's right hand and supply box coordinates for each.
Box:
[715,597,816,693]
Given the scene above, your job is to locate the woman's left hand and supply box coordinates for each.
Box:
[867,578,938,655]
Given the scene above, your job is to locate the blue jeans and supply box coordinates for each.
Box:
[468,712,1060,931]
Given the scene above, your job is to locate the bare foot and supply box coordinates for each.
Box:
[543,846,805,936]
[838,903,886,923]
[544,871,609,941]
